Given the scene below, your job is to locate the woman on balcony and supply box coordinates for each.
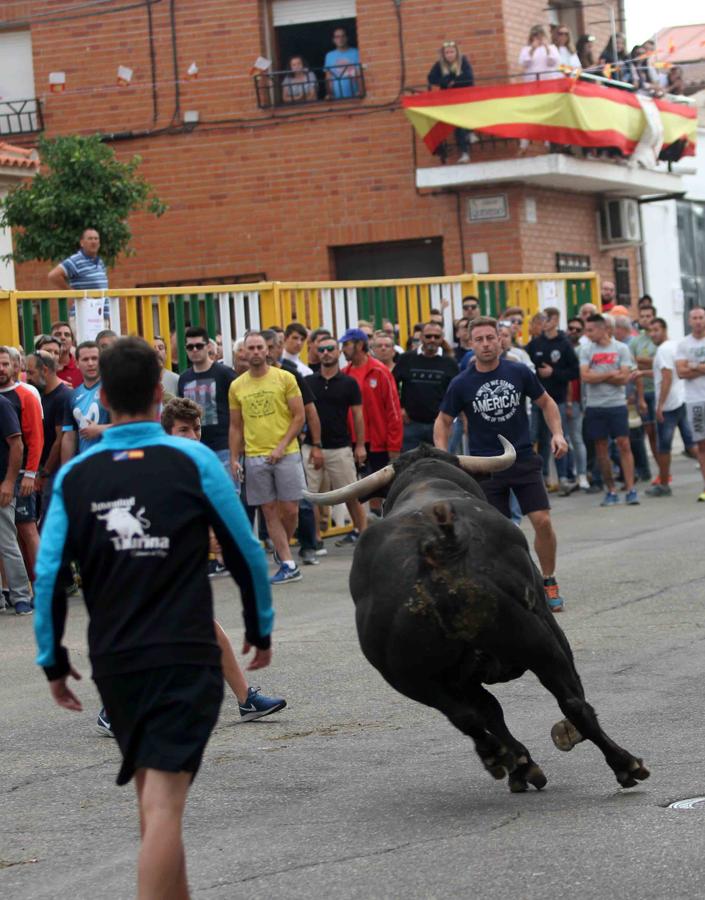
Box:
[599,33,631,83]
[281,55,318,104]
[555,26,581,70]
[519,25,560,81]
[427,41,475,163]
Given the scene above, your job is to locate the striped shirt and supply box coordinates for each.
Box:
[60,250,109,291]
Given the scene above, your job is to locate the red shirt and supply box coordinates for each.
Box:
[58,356,82,388]
[343,356,402,453]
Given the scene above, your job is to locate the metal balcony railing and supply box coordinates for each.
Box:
[254,65,366,109]
[0,98,43,136]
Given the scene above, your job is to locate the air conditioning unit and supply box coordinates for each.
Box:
[600,198,641,244]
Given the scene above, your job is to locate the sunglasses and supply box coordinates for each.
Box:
[424,334,442,340]
[509,317,523,324]
[568,326,583,332]
[463,304,478,310]
[442,41,457,47]
[186,342,206,351]
[318,344,337,353]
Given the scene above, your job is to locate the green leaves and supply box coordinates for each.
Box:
[0,134,167,268]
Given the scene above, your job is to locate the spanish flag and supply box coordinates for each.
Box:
[403,78,697,158]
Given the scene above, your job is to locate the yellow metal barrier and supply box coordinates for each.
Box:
[3,273,600,365]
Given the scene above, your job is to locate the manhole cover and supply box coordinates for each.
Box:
[668,797,705,810]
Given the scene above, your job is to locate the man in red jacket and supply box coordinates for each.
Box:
[341,328,402,516]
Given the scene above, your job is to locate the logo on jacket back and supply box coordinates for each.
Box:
[92,497,170,556]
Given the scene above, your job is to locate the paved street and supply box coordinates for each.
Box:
[2,453,705,899]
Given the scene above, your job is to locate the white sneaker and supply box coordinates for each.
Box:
[458,152,470,163]
[578,475,590,491]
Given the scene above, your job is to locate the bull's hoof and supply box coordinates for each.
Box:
[551,718,583,752]
[509,763,548,793]
[615,758,650,789]
[483,746,517,780]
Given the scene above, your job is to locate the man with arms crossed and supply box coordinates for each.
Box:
[34,338,273,900]
[229,332,306,585]
[580,314,638,507]
[434,317,569,612]
[675,306,705,501]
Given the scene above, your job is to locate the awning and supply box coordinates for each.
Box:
[402,78,697,160]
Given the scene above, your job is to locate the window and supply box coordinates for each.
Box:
[257,0,364,108]
[556,252,591,272]
[613,257,631,306]
[0,30,40,135]
[547,2,584,45]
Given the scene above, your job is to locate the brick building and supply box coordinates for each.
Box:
[0,0,688,305]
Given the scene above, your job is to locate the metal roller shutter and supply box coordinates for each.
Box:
[271,0,356,27]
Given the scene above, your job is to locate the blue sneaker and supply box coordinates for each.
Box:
[543,577,564,613]
[625,488,640,505]
[600,491,620,507]
[238,686,287,722]
[271,563,302,585]
[96,708,114,738]
[14,600,33,616]
[335,529,360,547]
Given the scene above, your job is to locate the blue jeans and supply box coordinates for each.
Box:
[656,404,686,453]
[537,402,568,479]
[448,418,466,455]
[402,420,435,452]
[216,448,241,495]
[565,405,587,477]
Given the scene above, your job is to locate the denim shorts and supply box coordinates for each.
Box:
[584,405,629,440]
[640,392,656,426]
[656,405,686,453]
[14,476,37,524]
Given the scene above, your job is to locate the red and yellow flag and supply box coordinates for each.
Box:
[402,78,697,158]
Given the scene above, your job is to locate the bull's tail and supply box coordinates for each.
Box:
[136,506,151,529]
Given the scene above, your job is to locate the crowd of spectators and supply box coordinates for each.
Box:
[2,294,704,616]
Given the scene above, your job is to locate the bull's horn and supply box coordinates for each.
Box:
[303,464,395,505]
[457,435,516,474]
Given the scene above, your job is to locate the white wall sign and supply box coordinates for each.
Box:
[468,194,509,223]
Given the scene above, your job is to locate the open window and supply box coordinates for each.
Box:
[256,0,364,108]
[0,30,41,135]
[547,1,585,46]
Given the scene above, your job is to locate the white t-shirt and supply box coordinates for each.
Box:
[653,340,684,412]
[675,334,705,403]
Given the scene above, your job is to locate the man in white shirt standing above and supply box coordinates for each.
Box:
[675,307,705,502]
[281,323,312,377]
[646,317,685,497]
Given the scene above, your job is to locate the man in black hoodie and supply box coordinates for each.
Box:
[526,306,579,491]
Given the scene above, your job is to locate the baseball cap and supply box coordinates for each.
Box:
[338,328,369,344]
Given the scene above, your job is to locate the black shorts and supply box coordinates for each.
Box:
[95,664,223,786]
[14,476,37,524]
[363,449,390,475]
[475,453,550,519]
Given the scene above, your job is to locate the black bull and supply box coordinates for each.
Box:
[305,445,649,792]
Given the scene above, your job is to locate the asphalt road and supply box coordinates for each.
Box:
[3,453,705,899]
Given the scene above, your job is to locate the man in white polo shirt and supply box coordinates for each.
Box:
[675,306,705,501]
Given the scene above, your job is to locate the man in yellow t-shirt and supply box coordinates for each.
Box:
[229,332,306,585]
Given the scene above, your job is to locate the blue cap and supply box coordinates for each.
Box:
[338,328,369,344]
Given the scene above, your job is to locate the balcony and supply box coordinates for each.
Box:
[254,65,366,109]
[0,99,43,137]
[404,74,696,200]
[415,150,687,199]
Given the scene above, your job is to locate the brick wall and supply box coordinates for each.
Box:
[11,0,637,299]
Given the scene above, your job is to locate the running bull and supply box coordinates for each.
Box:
[304,440,649,792]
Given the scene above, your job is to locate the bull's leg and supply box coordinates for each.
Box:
[407,681,518,781]
[468,686,547,793]
[531,650,649,789]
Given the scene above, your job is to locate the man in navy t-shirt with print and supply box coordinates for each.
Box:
[434,316,569,613]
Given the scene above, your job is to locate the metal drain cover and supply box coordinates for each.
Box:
[668,797,705,810]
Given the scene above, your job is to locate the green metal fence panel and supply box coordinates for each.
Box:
[174,295,187,372]
[40,302,52,335]
[205,293,218,339]
[58,298,68,322]
[566,278,592,319]
[21,300,34,350]
[357,288,370,322]
[188,295,200,328]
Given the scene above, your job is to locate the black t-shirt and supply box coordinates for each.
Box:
[304,371,362,448]
[394,352,460,423]
[41,383,72,467]
[0,394,20,481]
[525,333,579,403]
[440,358,545,458]
[177,363,236,451]
[280,359,315,406]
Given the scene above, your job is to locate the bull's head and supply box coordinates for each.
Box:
[302,436,516,506]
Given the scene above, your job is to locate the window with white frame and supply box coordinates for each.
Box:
[0,30,39,134]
